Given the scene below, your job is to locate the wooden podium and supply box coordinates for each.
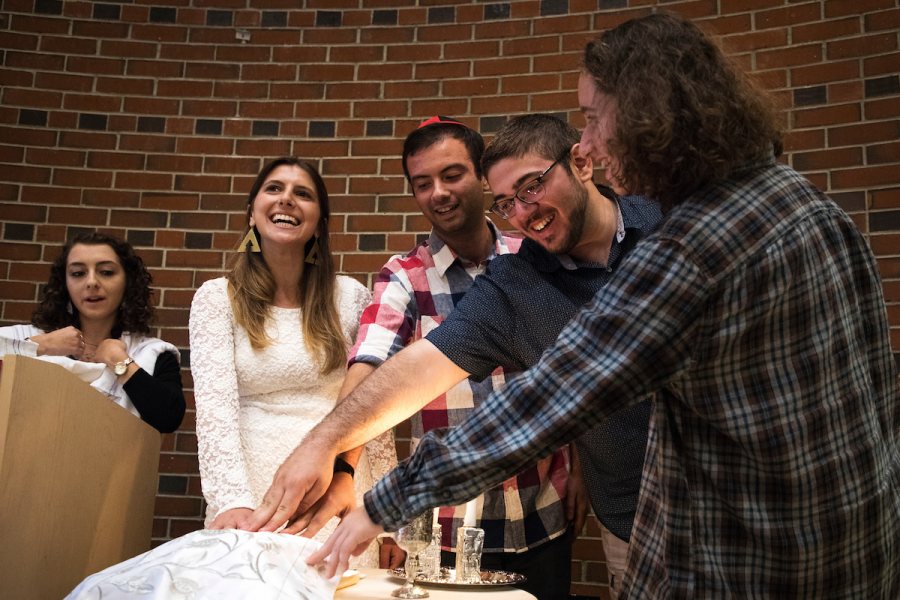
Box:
[0,355,161,599]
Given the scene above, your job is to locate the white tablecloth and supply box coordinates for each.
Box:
[336,569,536,600]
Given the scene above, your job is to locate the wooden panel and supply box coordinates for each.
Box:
[0,355,160,600]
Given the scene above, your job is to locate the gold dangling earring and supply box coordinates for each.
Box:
[304,235,322,265]
[240,227,261,252]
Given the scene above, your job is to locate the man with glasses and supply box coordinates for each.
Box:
[250,114,662,596]
[424,114,661,595]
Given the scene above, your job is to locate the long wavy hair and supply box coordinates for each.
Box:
[227,157,346,374]
[32,232,154,337]
[583,12,784,210]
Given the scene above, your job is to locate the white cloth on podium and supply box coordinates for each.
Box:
[0,324,179,418]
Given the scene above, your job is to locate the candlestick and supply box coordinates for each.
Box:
[454,526,484,583]
[463,498,477,528]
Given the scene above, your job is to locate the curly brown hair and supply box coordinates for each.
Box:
[583,12,784,210]
[33,232,154,337]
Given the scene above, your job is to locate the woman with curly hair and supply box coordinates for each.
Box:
[0,232,185,433]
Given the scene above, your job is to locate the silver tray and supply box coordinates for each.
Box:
[389,567,526,587]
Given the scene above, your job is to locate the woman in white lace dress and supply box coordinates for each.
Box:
[188,157,396,567]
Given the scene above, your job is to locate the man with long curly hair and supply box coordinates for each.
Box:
[262,14,899,598]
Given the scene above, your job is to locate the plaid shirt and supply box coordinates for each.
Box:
[350,220,572,553]
[364,159,900,597]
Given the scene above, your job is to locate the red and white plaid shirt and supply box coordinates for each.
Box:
[349,220,571,553]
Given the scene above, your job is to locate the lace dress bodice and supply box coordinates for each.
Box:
[189,276,396,567]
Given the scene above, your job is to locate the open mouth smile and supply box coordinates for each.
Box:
[271,213,300,227]
[434,202,458,216]
[530,213,555,232]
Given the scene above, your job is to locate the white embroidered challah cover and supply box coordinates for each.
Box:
[65,529,339,600]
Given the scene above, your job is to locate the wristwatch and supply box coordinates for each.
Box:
[333,457,355,478]
[114,357,135,376]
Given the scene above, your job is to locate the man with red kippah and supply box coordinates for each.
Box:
[258,116,583,597]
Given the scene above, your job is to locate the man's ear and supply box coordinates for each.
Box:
[481,175,490,193]
[570,143,594,183]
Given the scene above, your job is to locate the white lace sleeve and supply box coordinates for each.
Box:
[340,276,373,345]
[189,278,255,523]
[336,277,398,487]
[362,428,398,488]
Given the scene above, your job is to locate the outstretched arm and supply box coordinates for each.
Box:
[307,506,386,578]
[245,339,468,532]
[277,362,373,536]
[359,239,705,534]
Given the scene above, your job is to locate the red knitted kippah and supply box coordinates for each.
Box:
[416,115,468,129]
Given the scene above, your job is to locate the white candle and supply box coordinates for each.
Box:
[463,498,477,527]
[432,507,439,527]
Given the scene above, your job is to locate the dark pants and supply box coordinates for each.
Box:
[440,528,573,600]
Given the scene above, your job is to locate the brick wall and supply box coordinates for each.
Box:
[1,1,898,597]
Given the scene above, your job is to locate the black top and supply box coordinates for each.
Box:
[426,191,663,541]
[122,350,185,433]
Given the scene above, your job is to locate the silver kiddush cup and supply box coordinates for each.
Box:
[418,524,443,578]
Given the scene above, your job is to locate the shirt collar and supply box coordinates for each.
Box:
[427,219,511,278]
[558,191,625,270]
[524,189,648,272]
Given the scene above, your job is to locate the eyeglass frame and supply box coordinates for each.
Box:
[488,152,569,219]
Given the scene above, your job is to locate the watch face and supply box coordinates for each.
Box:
[115,363,126,375]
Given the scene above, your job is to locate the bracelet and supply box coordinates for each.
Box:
[333,457,355,478]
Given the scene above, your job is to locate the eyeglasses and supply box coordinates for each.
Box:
[489,156,563,219]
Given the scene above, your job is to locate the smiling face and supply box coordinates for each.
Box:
[578,72,627,195]
[405,136,487,239]
[65,243,126,328]
[249,164,322,253]
[486,152,590,257]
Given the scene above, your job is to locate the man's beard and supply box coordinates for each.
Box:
[553,184,589,256]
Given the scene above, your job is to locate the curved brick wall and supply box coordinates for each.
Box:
[1,1,898,596]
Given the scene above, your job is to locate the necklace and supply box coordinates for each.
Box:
[82,339,103,362]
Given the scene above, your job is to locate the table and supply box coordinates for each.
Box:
[336,568,537,599]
